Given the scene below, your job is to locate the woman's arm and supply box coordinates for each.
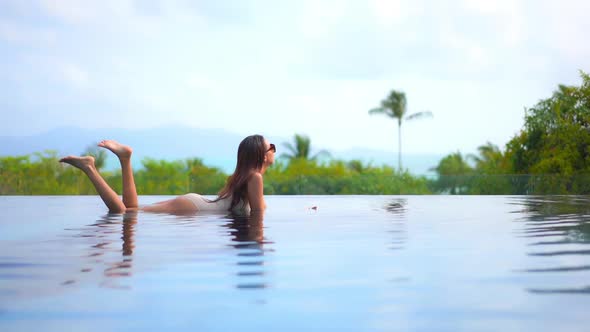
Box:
[247,172,266,212]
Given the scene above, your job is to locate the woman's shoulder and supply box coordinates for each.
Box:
[248,172,264,191]
[248,171,263,181]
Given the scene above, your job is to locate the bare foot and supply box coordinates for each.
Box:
[98,140,132,159]
[59,155,95,171]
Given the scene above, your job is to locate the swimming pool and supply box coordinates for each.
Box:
[1,195,589,331]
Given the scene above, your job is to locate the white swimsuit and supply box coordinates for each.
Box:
[183,193,250,213]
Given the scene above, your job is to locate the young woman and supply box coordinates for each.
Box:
[59,134,276,214]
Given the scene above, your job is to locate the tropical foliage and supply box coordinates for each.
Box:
[83,144,107,170]
[431,71,590,194]
[430,152,473,194]
[3,72,589,196]
[0,151,228,195]
[508,72,590,173]
[0,152,431,195]
[369,90,432,171]
[264,158,430,195]
[281,134,330,161]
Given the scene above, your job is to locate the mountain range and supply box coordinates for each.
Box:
[0,126,443,176]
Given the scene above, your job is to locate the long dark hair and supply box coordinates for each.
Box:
[215,135,267,210]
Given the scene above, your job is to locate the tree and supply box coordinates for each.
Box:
[186,158,226,194]
[431,152,473,194]
[468,142,508,173]
[347,159,370,174]
[83,143,107,170]
[502,71,590,194]
[507,71,590,176]
[281,134,330,161]
[467,142,513,194]
[369,90,432,171]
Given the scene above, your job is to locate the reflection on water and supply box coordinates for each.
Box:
[0,210,274,295]
[512,196,590,294]
[2,196,590,331]
[65,212,273,291]
[384,198,407,251]
[384,199,407,214]
[223,214,272,290]
[62,212,137,289]
[0,212,140,297]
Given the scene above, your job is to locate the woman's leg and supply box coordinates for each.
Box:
[59,156,126,213]
[98,140,138,209]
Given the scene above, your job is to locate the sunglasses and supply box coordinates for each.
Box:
[267,143,276,153]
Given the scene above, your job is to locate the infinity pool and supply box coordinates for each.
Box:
[1,195,589,331]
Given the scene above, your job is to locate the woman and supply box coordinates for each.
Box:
[59,134,276,214]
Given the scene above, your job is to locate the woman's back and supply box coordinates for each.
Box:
[183,193,250,213]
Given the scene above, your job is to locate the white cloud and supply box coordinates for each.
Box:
[60,63,89,87]
[370,0,404,23]
[463,0,524,46]
[437,21,493,70]
[0,20,56,45]
[538,1,590,61]
[38,0,135,23]
[369,0,424,27]
[298,0,350,39]
[463,0,519,14]
[1,0,589,155]
[186,74,213,90]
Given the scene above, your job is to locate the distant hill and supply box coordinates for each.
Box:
[0,126,245,172]
[0,126,443,176]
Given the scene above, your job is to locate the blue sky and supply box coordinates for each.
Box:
[1,0,589,155]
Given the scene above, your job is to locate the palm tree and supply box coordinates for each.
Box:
[281,134,331,161]
[467,142,512,175]
[369,90,432,171]
[468,142,501,169]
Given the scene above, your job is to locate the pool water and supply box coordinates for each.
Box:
[1,195,589,331]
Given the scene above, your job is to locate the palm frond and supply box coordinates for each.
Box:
[281,142,298,158]
[406,111,433,121]
[281,134,314,160]
[368,107,386,115]
[279,153,294,160]
[294,134,311,159]
[310,149,332,161]
[466,153,481,164]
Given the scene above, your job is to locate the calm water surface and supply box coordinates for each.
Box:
[1,195,590,331]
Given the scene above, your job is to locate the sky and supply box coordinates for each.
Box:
[1,0,589,155]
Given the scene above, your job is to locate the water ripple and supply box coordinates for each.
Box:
[512,196,590,296]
